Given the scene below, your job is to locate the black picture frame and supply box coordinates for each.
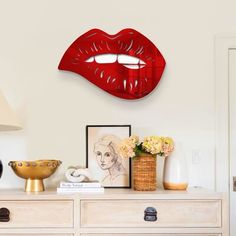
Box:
[86,125,131,188]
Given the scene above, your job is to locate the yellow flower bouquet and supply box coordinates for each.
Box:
[118,135,174,191]
[119,135,174,159]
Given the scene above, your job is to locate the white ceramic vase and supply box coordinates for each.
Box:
[163,143,188,190]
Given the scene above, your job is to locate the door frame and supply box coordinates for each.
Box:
[215,35,236,193]
[215,35,236,236]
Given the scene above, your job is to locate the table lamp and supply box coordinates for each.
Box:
[0,90,22,178]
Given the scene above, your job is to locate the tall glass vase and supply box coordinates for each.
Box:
[163,143,188,190]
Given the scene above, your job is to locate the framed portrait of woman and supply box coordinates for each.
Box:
[86,125,131,188]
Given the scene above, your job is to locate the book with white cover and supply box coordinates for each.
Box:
[60,181,101,188]
[57,187,104,193]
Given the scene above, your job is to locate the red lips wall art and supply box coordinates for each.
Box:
[58,28,165,100]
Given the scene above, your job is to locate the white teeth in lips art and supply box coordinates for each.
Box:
[85,54,146,69]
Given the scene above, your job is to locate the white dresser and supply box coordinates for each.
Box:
[0,189,228,236]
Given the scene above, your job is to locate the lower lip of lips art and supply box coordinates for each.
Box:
[58,28,166,99]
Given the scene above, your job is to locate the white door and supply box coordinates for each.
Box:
[229,48,236,236]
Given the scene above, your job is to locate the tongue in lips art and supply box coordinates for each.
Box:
[58,28,166,100]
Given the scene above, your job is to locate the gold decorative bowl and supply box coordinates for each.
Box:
[8,160,62,192]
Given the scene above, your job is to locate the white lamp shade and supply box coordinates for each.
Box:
[0,91,21,131]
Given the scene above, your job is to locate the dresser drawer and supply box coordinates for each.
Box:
[80,234,221,236]
[81,200,221,228]
[81,234,220,236]
[0,200,74,228]
[0,235,73,236]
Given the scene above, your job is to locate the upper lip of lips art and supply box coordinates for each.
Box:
[58,28,166,99]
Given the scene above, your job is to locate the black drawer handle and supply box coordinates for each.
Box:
[0,208,10,222]
[144,207,157,222]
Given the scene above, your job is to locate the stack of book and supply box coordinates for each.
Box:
[57,181,104,193]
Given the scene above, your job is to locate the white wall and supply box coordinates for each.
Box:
[0,0,235,189]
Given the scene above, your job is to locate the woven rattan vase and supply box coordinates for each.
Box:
[133,153,157,191]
